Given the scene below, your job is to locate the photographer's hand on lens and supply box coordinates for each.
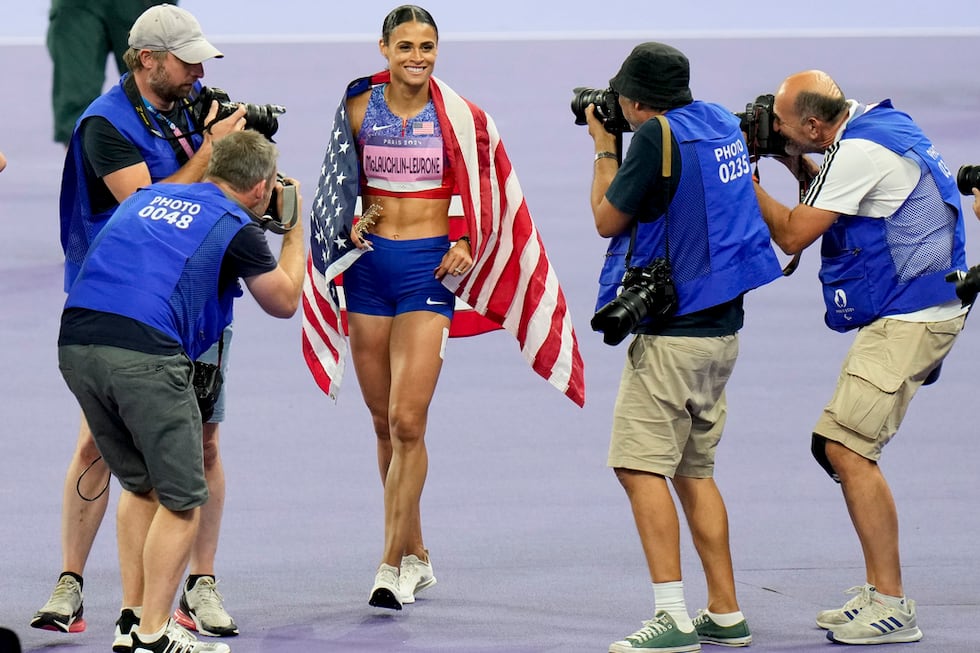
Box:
[203,102,247,142]
[261,175,301,234]
[973,188,980,220]
[586,104,619,152]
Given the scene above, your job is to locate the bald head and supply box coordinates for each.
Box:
[776,70,847,125]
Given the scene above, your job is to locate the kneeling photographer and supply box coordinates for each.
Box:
[578,42,781,652]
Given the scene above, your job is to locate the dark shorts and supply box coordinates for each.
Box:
[59,344,208,511]
[343,235,455,319]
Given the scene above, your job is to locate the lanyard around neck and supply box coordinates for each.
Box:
[122,74,199,163]
[141,99,196,160]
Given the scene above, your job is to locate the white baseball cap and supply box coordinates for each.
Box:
[128,4,223,64]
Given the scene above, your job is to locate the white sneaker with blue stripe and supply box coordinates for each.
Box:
[816,584,875,629]
[826,597,922,645]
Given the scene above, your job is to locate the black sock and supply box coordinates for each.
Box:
[60,571,83,589]
[185,574,215,591]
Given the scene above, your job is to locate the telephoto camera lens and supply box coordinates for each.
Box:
[570,87,632,134]
[591,286,653,346]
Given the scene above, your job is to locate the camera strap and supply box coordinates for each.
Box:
[758,165,807,277]
[624,115,673,269]
[780,175,812,276]
[122,74,200,165]
[214,333,224,367]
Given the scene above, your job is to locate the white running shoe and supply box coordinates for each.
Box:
[816,584,875,629]
[826,597,923,645]
[174,577,238,637]
[398,554,437,604]
[369,564,403,610]
[30,575,86,633]
[131,619,231,653]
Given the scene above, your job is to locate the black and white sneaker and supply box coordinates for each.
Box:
[30,575,85,633]
[131,619,231,653]
[113,608,141,653]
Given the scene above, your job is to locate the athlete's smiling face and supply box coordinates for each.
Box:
[380,21,438,89]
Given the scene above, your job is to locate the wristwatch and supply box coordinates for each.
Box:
[594,151,617,162]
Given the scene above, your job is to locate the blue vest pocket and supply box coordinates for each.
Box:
[819,250,880,331]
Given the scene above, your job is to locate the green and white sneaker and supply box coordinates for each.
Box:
[609,611,701,652]
[816,584,875,629]
[826,597,922,645]
[693,610,752,647]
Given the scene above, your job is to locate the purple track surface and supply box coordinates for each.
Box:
[2,35,979,653]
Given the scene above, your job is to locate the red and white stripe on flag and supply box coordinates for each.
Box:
[302,72,585,406]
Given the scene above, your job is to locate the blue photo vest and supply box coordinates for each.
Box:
[60,75,204,291]
[596,101,781,319]
[818,101,966,331]
[66,182,248,359]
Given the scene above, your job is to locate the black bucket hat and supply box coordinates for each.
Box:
[609,42,693,108]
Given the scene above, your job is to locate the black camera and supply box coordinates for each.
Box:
[591,258,678,345]
[736,94,789,158]
[946,266,980,306]
[956,165,980,196]
[571,87,632,134]
[192,360,223,422]
[259,174,299,234]
[192,86,286,140]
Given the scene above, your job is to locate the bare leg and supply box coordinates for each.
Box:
[672,475,739,613]
[117,490,158,609]
[825,441,902,596]
[348,313,395,487]
[139,505,200,634]
[188,423,223,576]
[614,469,682,583]
[349,312,446,565]
[61,416,110,575]
[381,312,447,565]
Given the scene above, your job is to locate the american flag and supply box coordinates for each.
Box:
[413,121,435,136]
[302,72,586,406]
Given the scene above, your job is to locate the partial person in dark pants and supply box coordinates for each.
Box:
[58,130,305,653]
[47,0,175,146]
[585,42,781,652]
[754,69,967,646]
